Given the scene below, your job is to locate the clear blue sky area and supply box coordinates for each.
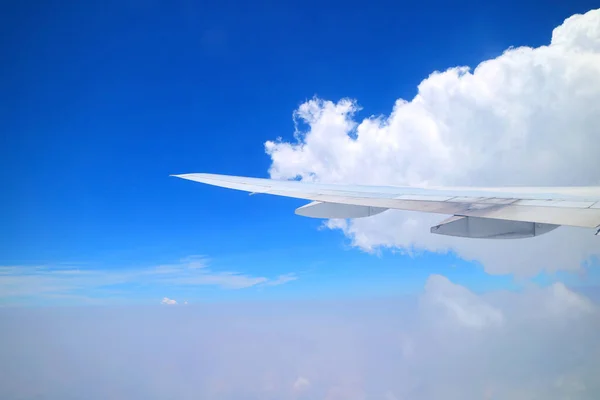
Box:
[2,0,598,305]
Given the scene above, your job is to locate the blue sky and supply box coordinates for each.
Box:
[2,0,599,305]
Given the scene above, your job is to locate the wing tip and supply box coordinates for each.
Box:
[170,173,203,179]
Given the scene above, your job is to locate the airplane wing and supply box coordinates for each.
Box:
[172,173,600,239]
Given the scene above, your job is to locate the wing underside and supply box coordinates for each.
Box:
[172,173,600,238]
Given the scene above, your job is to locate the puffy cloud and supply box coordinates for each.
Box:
[161,297,177,305]
[420,274,504,329]
[546,282,595,315]
[1,277,598,399]
[265,8,600,276]
[292,376,310,392]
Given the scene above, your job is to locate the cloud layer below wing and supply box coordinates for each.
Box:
[1,276,598,399]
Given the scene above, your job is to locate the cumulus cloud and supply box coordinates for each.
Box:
[265,8,600,276]
[420,274,504,329]
[292,376,310,392]
[161,297,177,305]
[1,277,598,399]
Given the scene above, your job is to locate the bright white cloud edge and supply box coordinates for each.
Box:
[161,297,177,305]
[265,8,600,277]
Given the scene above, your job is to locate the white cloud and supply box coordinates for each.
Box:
[1,276,598,399]
[420,274,504,329]
[534,281,594,317]
[292,376,310,392]
[265,8,600,276]
[264,273,298,286]
[166,271,269,289]
[161,297,177,305]
[0,257,297,304]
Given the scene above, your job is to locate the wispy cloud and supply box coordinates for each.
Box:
[263,273,298,286]
[0,256,297,305]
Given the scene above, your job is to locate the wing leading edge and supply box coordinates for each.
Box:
[172,173,600,239]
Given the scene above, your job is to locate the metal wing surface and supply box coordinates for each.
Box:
[172,173,600,239]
